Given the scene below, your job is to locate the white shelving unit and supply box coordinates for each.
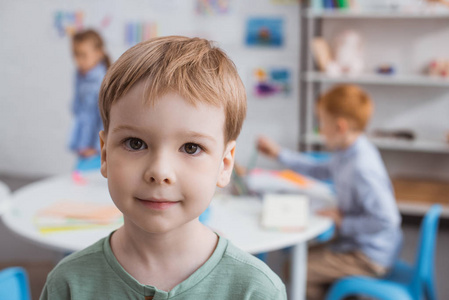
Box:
[305,8,449,19]
[300,7,449,152]
[299,6,449,216]
[304,133,449,154]
[304,72,449,87]
[397,201,449,218]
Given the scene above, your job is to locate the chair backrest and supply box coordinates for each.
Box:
[0,267,31,300]
[410,204,441,295]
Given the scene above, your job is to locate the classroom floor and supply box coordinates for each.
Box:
[1,174,448,300]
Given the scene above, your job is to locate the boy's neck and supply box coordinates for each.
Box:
[110,218,218,291]
[340,131,362,150]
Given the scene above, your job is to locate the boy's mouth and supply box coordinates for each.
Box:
[135,197,180,210]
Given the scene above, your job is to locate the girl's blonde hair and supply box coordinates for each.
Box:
[99,36,247,143]
[72,29,111,69]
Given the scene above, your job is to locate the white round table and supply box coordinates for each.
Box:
[0,181,11,214]
[2,172,332,300]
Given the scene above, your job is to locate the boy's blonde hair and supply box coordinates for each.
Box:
[317,84,373,131]
[99,36,247,143]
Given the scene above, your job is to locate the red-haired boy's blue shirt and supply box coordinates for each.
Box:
[278,135,403,268]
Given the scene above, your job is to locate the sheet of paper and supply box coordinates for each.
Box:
[261,194,309,231]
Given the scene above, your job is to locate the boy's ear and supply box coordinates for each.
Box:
[99,131,108,178]
[217,140,236,188]
[336,117,349,134]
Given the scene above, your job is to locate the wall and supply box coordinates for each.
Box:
[1,0,447,177]
[0,0,300,177]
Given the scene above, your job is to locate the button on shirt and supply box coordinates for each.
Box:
[278,135,402,268]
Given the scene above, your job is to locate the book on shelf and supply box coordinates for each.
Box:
[312,0,352,10]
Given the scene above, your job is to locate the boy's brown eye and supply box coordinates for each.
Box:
[126,138,145,150]
[184,143,199,155]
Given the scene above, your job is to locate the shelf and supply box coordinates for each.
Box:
[397,201,449,218]
[304,133,449,154]
[303,72,449,87]
[305,8,449,19]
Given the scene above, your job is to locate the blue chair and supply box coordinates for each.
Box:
[75,154,102,172]
[255,252,268,262]
[199,206,211,224]
[315,222,335,243]
[325,204,442,300]
[0,267,31,300]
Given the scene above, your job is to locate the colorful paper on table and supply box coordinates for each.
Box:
[36,222,121,235]
[261,194,309,231]
[277,170,311,188]
[246,168,336,211]
[247,168,313,192]
[35,200,123,234]
[37,201,121,223]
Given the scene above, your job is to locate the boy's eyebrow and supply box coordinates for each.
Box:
[182,131,216,143]
[111,126,216,143]
[111,125,140,133]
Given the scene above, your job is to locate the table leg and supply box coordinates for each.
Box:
[290,242,307,300]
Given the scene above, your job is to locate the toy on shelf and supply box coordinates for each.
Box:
[428,59,449,78]
[311,0,352,10]
[311,30,364,77]
[427,0,449,8]
[371,129,415,141]
[311,38,333,72]
[334,30,364,76]
[376,64,396,75]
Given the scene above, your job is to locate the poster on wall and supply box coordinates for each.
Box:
[252,67,291,99]
[125,21,158,47]
[53,10,85,38]
[51,1,122,46]
[52,12,117,45]
[53,11,115,39]
[196,0,231,15]
[245,17,284,47]
[270,0,300,4]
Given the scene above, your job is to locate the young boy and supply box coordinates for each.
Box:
[41,36,286,299]
[257,85,402,300]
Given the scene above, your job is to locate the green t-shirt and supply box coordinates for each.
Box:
[40,233,287,300]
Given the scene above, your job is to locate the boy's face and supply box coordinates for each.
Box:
[317,107,346,151]
[99,82,235,235]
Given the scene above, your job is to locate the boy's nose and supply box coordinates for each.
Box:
[143,154,176,185]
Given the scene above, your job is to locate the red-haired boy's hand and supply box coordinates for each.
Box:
[317,208,343,228]
[256,136,281,159]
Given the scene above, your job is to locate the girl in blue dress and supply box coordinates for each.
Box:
[69,29,110,170]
